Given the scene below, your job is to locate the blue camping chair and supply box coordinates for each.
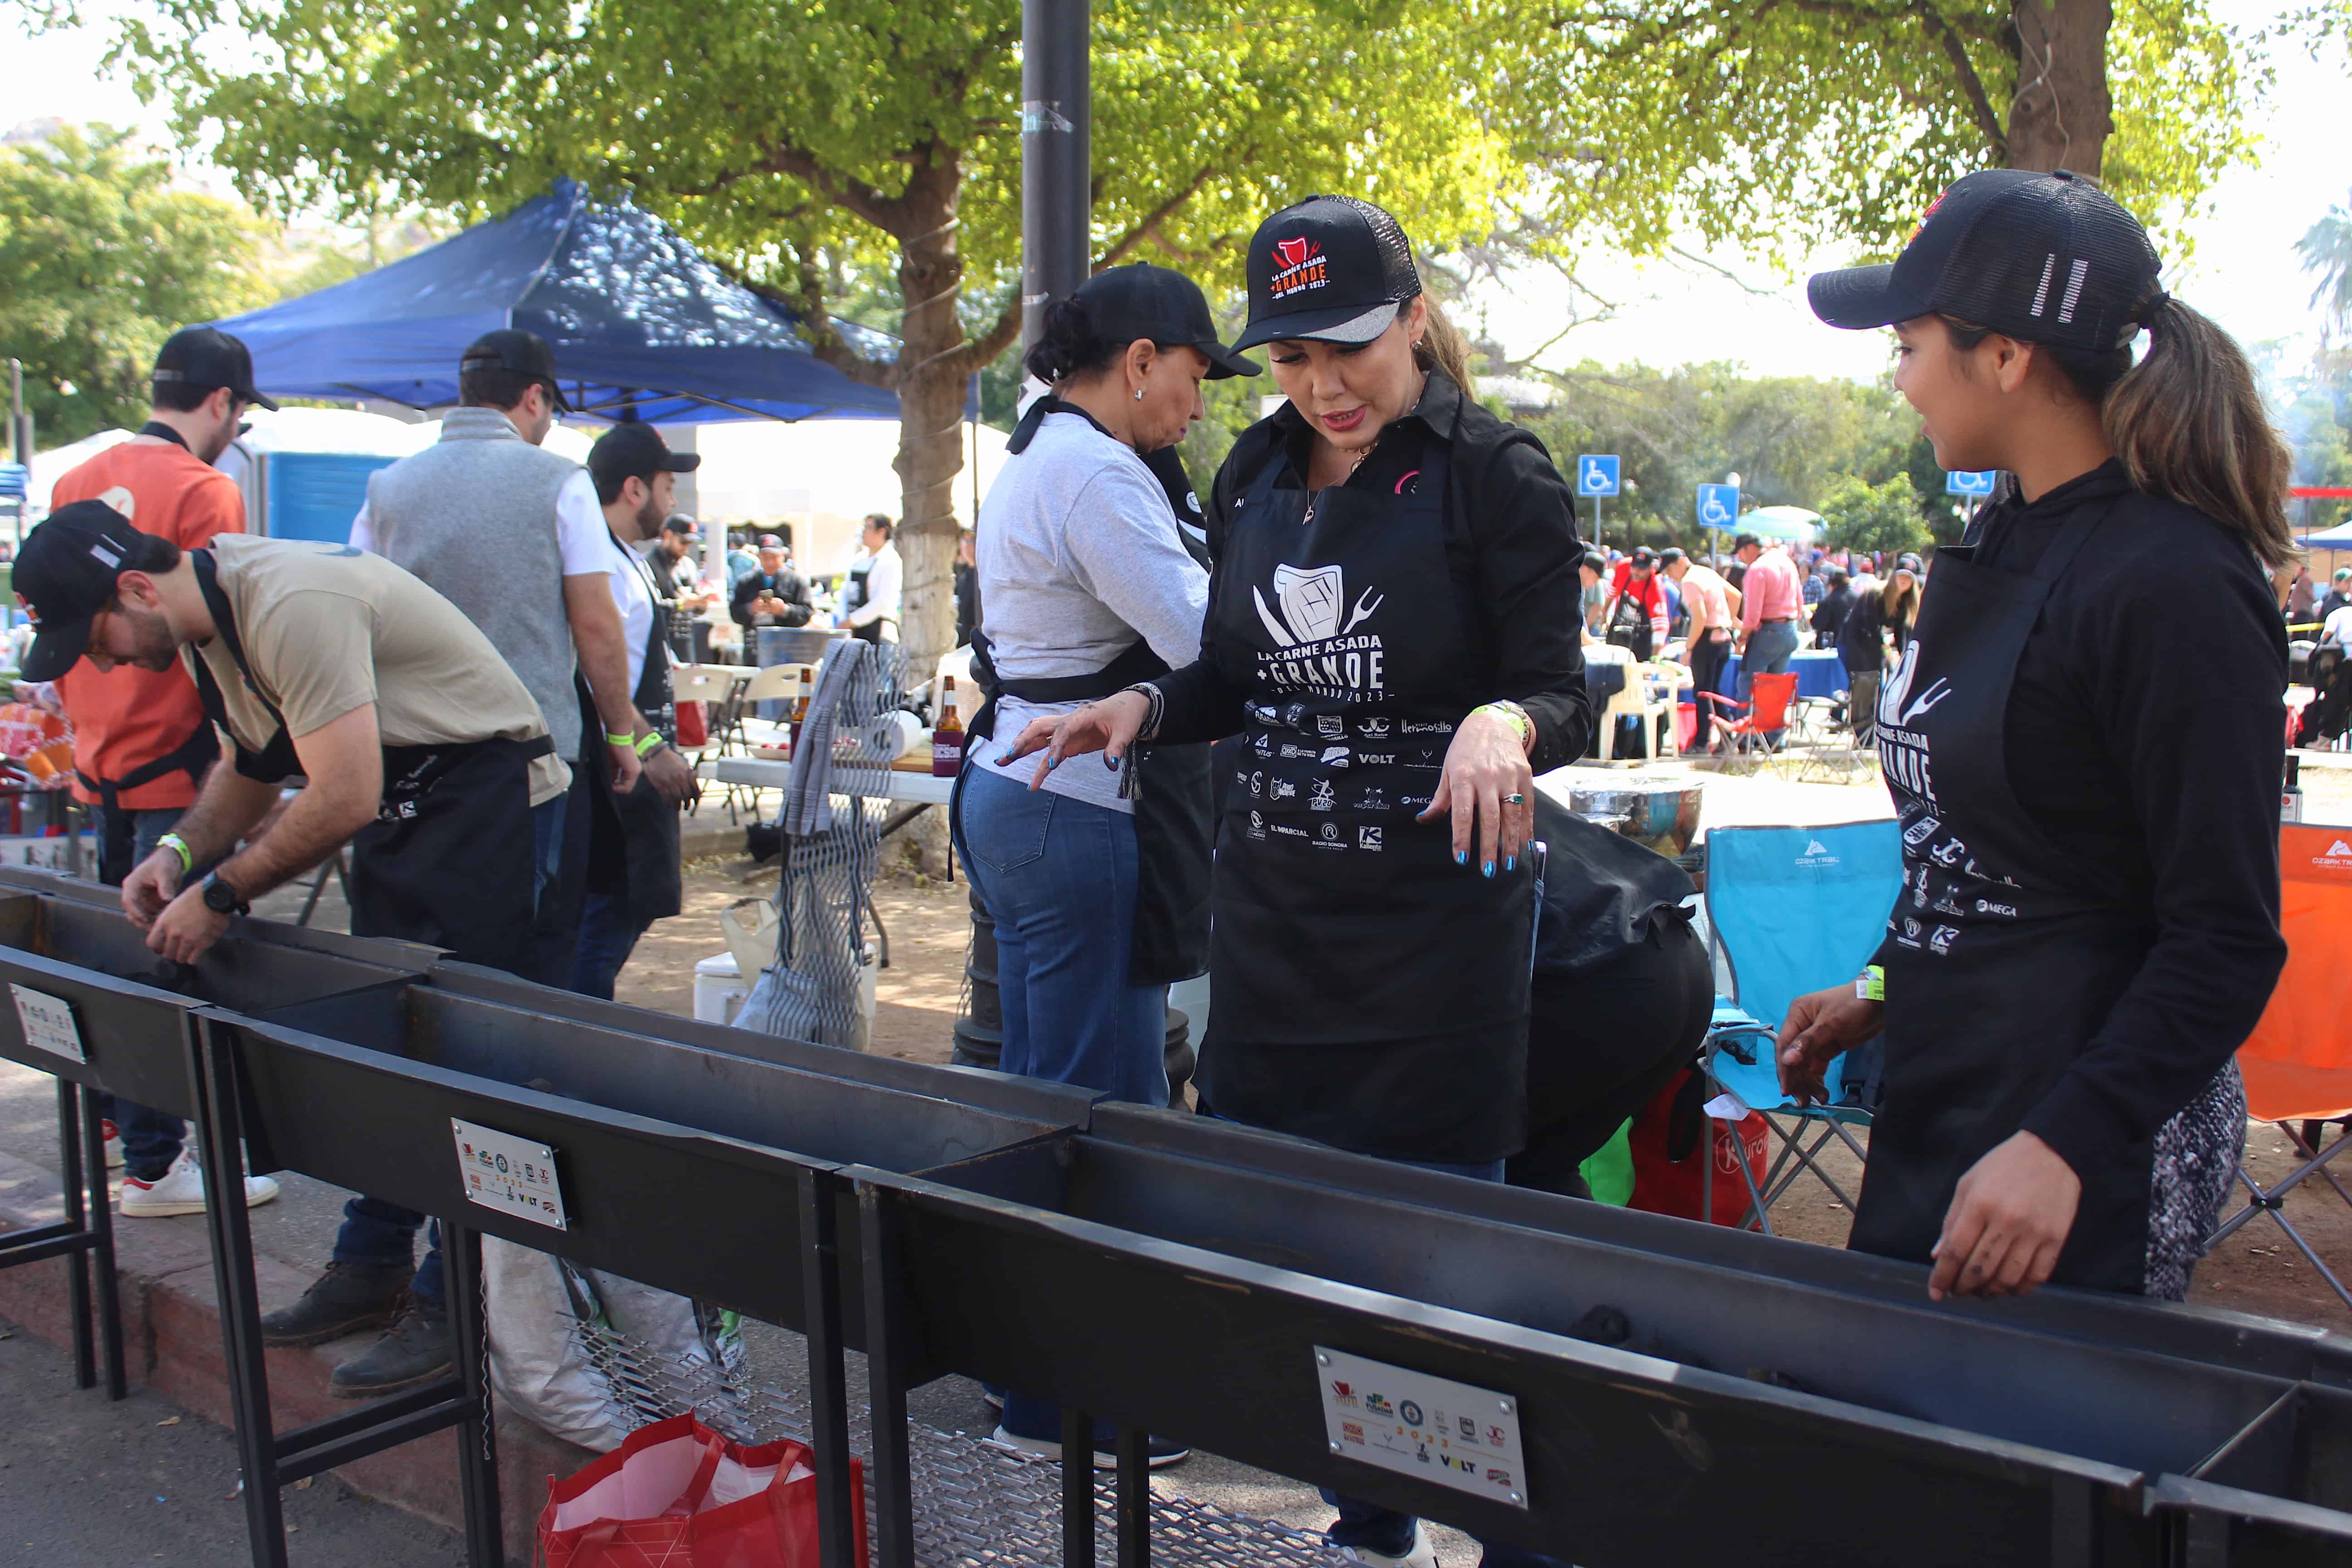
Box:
[1701,820,1905,1232]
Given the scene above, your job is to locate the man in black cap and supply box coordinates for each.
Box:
[570,423,702,998]
[653,513,717,661]
[730,533,814,629]
[348,328,652,982]
[18,499,571,1396]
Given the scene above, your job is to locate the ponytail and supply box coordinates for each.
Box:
[2100,298,2297,572]
[1412,297,1474,389]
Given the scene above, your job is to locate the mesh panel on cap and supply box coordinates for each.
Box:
[1931,179,2161,349]
[1328,196,1422,301]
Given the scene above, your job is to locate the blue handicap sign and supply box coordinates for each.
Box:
[1696,483,1740,529]
[1944,470,1998,496]
[1575,454,1620,497]
[0,463,24,500]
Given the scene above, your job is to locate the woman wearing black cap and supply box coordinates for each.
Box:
[953,261,1255,1468]
[1005,195,1591,1568]
[1781,170,2293,1303]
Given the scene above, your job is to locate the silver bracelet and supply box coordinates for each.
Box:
[1119,681,1165,743]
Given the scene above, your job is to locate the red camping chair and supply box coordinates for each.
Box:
[2208,823,2352,1313]
[1697,671,1798,774]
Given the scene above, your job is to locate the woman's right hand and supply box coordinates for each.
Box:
[1777,984,1883,1105]
[997,690,1152,791]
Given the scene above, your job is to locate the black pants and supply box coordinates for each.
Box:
[1688,634,1732,747]
[2299,648,2351,747]
[1509,914,1715,1196]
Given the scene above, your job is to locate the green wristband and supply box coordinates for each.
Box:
[635,731,663,756]
[606,730,636,747]
[1856,964,1884,1002]
[157,833,193,876]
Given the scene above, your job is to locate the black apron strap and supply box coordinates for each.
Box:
[186,549,305,781]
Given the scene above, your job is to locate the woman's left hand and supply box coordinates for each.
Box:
[1418,708,1534,876]
[1928,1131,2082,1301]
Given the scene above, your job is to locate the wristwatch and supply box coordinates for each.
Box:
[200,872,250,917]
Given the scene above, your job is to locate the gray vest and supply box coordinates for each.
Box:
[364,408,584,760]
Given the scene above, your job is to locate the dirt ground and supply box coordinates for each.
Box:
[608,759,2352,1338]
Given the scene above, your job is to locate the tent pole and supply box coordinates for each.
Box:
[1022,0,1091,353]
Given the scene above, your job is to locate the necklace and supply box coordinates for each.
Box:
[1303,431,1382,526]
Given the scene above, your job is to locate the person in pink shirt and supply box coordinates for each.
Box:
[1733,532,1804,742]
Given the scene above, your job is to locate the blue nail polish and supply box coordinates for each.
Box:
[1048,757,1061,770]
[1505,855,1516,872]
[1105,754,1117,769]
[1455,850,1466,866]
[1483,860,1495,878]
[995,752,1014,765]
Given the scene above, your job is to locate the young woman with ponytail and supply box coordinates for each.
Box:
[1783,170,2290,1304]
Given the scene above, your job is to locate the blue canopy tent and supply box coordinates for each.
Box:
[211,180,903,424]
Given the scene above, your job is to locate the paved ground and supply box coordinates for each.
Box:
[0,1315,464,1566]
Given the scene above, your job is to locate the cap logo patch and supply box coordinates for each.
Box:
[2055,258,2090,325]
[15,595,38,628]
[2029,254,2057,318]
[88,543,121,568]
[1268,237,1328,301]
[1907,190,1950,245]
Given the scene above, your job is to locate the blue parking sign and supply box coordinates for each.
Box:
[1696,483,1739,528]
[1944,470,1998,496]
[1576,454,1620,497]
[0,463,24,500]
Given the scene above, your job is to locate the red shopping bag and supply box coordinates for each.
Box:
[538,1413,866,1568]
[676,701,710,749]
[1626,1067,1771,1227]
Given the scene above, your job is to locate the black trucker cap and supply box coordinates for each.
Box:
[460,328,573,412]
[588,421,701,491]
[152,327,278,412]
[1073,264,1259,379]
[1236,195,1423,352]
[1808,169,2163,352]
[15,501,154,682]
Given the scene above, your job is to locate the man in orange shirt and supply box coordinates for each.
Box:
[46,326,279,1220]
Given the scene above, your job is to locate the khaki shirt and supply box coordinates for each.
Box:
[187,535,572,806]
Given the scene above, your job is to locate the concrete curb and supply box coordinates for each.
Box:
[0,1148,594,1566]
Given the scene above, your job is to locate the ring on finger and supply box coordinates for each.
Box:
[1504,792,1525,805]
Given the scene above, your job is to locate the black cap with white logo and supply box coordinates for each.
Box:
[1072,265,1260,380]
[1235,195,1423,352]
[152,327,279,412]
[15,500,154,681]
[460,328,573,411]
[1808,169,2163,352]
[587,421,701,493]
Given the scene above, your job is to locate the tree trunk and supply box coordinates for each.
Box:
[888,162,970,878]
[2005,0,2114,176]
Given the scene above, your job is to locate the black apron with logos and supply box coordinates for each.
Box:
[1856,498,2168,1293]
[183,549,549,978]
[843,559,883,645]
[954,397,1215,986]
[1200,440,1537,1164]
[582,535,685,931]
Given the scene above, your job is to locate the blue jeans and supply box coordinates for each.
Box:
[328,794,570,1306]
[953,767,1166,1107]
[1741,619,1800,743]
[568,888,649,1000]
[88,804,190,1181]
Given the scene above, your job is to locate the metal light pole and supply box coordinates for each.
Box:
[1020,0,1091,355]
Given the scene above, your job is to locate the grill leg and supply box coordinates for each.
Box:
[185,1015,289,1568]
[55,1077,93,1390]
[1116,1426,1151,1568]
[1063,1406,1096,1568]
[76,1083,126,1399]
[798,1170,855,1568]
[440,1220,503,1568]
[858,1182,916,1568]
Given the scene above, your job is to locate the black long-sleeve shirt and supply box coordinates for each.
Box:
[1151,370,1592,770]
[1896,461,2288,1181]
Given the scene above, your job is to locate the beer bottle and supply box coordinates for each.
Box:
[932,676,966,777]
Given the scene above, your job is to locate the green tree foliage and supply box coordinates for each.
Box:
[62,0,1519,675]
[0,124,269,447]
[1496,0,2273,260]
[1818,473,1936,560]
[1514,363,1920,549]
[2298,191,2352,338]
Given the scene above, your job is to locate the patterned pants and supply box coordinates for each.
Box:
[2143,1060,2247,1301]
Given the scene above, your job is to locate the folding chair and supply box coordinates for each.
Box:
[1700,819,1906,1232]
[728,664,807,821]
[1791,688,1880,785]
[675,664,750,822]
[2207,823,2352,1311]
[1697,670,1797,775]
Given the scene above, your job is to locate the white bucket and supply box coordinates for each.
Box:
[693,952,751,1026]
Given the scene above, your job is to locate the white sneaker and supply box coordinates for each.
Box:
[101,1118,124,1170]
[120,1152,280,1217]
[1338,1525,1438,1568]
